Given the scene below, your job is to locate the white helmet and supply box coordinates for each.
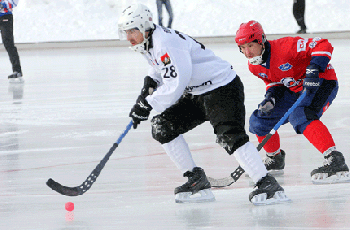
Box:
[118,3,155,53]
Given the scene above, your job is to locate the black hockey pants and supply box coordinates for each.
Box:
[0,14,22,74]
[151,76,250,154]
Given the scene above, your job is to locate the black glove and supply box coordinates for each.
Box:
[141,76,158,97]
[303,64,321,91]
[258,92,275,116]
[129,95,153,129]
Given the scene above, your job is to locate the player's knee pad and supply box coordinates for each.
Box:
[151,115,178,144]
[216,133,249,155]
[248,110,272,136]
[304,106,319,121]
[249,111,260,133]
[289,107,310,134]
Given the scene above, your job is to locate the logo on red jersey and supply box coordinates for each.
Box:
[297,38,308,52]
[281,77,302,88]
[323,102,330,114]
[161,53,171,66]
[309,42,316,49]
[258,73,268,78]
[327,63,334,70]
[278,63,292,71]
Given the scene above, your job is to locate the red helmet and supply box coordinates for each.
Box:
[235,20,266,46]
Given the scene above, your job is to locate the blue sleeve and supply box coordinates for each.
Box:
[310,56,330,72]
[266,86,286,98]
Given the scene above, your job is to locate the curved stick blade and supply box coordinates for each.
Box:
[46,178,82,196]
[207,176,235,187]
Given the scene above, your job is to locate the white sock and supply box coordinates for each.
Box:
[323,146,336,157]
[234,142,267,183]
[266,149,281,157]
[162,135,196,173]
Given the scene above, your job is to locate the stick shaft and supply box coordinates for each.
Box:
[47,120,134,196]
[257,90,306,151]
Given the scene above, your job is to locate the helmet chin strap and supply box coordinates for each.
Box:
[129,32,150,54]
[248,45,265,65]
[130,39,148,54]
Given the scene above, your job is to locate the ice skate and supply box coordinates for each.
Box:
[263,150,285,176]
[311,151,350,184]
[175,167,215,203]
[8,72,24,83]
[245,150,285,177]
[249,174,291,205]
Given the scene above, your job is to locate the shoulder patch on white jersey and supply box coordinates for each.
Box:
[161,52,171,66]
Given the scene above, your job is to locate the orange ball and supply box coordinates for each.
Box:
[65,202,74,212]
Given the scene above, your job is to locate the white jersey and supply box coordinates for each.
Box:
[144,25,236,113]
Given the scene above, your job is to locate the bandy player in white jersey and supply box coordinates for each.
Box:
[118,3,290,205]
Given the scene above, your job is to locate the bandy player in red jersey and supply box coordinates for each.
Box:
[235,20,349,184]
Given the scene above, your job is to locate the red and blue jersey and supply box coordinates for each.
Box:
[248,36,337,93]
[0,0,18,16]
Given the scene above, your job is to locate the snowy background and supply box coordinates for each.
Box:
[12,0,350,43]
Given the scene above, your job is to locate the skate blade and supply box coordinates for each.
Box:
[175,189,216,203]
[251,191,291,206]
[245,169,284,178]
[9,77,24,84]
[311,171,350,184]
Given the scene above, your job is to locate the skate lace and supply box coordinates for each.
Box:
[183,171,195,178]
[183,171,198,184]
[254,180,262,188]
[321,156,333,167]
[254,176,267,189]
[264,156,275,166]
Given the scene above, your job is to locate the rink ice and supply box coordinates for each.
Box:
[0,39,350,229]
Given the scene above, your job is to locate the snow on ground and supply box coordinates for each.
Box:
[11,0,350,43]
